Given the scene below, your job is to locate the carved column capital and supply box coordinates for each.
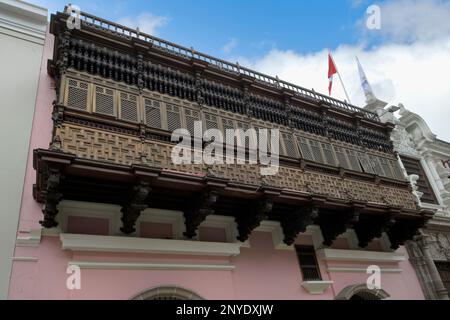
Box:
[236,197,273,242]
[120,182,152,234]
[281,205,318,246]
[39,168,64,228]
[184,189,218,239]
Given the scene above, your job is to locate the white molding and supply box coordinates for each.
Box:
[304,225,326,250]
[316,248,405,263]
[420,157,444,206]
[253,221,326,251]
[12,256,38,262]
[379,232,394,252]
[16,228,42,247]
[69,261,235,271]
[59,200,121,235]
[340,229,360,250]
[138,209,185,239]
[301,281,334,295]
[327,267,402,273]
[60,233,243,257]
[0,0,47,44]
[200,215,239,243]
[255,220,293,250]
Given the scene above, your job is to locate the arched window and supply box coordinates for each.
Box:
[131,286,204,300]
[335,284,390,300]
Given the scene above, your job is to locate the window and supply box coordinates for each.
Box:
[321,142,337,166]
[281,133,298,158]
[435,262,450,294]
[334,146,351,170]
[144,98,162,129]
[119,92,138,122]
[295,246,322,281]
[297,137,314,161]
[346,149,362,172]
[184,108,200,135]
[66,79,88,111]
[166,104,182,131]
[94,85,115,116]
[357,152,375,174]
[400,156,438,204]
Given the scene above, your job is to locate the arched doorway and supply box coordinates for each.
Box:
[335,284,390,300]
[131,286,204,300]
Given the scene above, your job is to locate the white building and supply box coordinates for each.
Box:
[365,98,450,300]
[0,0,47,299]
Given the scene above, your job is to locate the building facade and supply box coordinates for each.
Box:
[7,7,433,300]
[0,0,47,300]
[386,106,450,299]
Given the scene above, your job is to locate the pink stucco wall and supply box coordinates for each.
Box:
[7,31,426,300]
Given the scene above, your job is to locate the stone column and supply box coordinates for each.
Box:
[406,234,449,300]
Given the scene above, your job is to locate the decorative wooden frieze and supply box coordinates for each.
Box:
[120,181,152,234]
[236,197,273,242]
[183,189,219,239]
[55,123,418,210]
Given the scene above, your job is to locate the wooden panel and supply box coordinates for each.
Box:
[119,92,139,122]
[144,98,162,129]
[400,156,438,204]
[66,79,89,111]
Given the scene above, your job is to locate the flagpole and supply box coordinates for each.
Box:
[329,52,352,104]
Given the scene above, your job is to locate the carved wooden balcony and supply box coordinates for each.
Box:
[32,8,435,250]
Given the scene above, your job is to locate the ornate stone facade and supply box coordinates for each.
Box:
[374,101,450,299]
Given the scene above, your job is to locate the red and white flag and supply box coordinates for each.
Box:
[328,53,337,95]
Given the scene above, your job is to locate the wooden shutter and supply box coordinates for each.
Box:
[184,108,200,135]
[204,113,219,130]
[309,140,325,164]
[298,137,314,161]
[119,92,138,122]
[281,133,298,158]
[400,156,438,204]
[144,98,162,129]
[94,86,115,116]
[67,79,88,111]
[166,104,181,132]
[334,146,351,170]
[358,152,375,174]
[390,160,405,180]
[345,149,362,172]
[321,143,337,166]
[370,155,386,177]
[379,157,394,179]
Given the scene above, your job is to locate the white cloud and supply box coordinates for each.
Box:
[361,0,450,42]
[118,12,170,36]
[222,38,238,54]
[239,0,450,141]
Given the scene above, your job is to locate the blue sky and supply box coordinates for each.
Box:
[32,0,450,141]
[34,0,373,59]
